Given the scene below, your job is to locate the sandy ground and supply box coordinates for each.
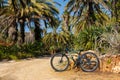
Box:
[0,57,120,80]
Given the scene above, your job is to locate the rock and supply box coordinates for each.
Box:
[100,54,120,73]
[112,62,120,73]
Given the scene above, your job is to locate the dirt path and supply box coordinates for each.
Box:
[0,57,120,80]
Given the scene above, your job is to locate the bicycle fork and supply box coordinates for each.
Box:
[59,54,68,63]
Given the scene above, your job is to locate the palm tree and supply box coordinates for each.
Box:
[0,0,59,44]
[0,0,18,44]
[30,0,59,41]
[111,0,119,21]
[43,25,70,54]
[16,0,59,43]
[64,0,109,34]
[104,0,120,20]
[104,0,120,32]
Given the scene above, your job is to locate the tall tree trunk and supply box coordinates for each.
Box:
[88,1,96,25]
[19,19,25,44]
[0,1,3,8]
[8,18,18,44]
[34,19,41,41]
[13,19,18,43]
[63,12,70,31]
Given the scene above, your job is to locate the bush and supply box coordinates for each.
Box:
[0,45,19,60]
[0,41,46,60]
[19,41,45,56]
[9,55,18,60]
[99,28,120,54]
[17,52,33,59]
[74,26,104,50]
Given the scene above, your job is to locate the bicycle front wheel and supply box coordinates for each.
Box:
[50,53,69,72]
[80,52,99,72]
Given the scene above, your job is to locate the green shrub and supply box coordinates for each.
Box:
[17,52,33,59]
[8,55,18,60]
[19,41,44,56]
[74,26,104,50]
[0,50,4,60]
[0,41,45,60]
[0,45,19,60]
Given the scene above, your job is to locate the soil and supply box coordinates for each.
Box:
[0,57,120,80]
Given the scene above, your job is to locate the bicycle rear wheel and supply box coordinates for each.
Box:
[50,53,69,72]
[80,52,99,72]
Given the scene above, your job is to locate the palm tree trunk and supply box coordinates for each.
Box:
[19,19,25,44]
[7,18,18,43]
[13,19,18,43]
[34,19,42,41]
[88,1,96,24]
[0,1,4,8]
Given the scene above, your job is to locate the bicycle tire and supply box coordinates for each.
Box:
[80,52,99,72]
[50,53,69,72]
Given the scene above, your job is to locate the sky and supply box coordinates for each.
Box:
[54,0,68,18]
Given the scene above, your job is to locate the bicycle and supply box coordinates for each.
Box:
[50,49,99,72]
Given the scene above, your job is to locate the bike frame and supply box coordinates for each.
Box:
[65,50,83,68]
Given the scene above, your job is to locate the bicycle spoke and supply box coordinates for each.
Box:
[80,52,99,72]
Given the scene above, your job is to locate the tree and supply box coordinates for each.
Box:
[64,0,109,34]
[43,25,71,54]
[104,0,120,31]
[24,0,59,41]
[0,0,59,44]
[0,0,18,44]
[111,0,119,21]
